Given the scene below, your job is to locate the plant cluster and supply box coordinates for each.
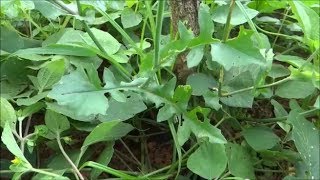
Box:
[0,0,319,180]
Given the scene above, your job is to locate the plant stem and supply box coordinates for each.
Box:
[154,0,165,70]
[119,139,141,166]
[145,0,156,39]
[221,76,291,97]
[244,108,319,123]
[31,168,64,178]
[56,132,84,180]
[219,0,236,97]
[272,7,290,48]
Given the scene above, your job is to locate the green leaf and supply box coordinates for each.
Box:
[121,8,142,28]
[288,110,320,179]
[0,26,24,53]
[45,110,70,133]
[220,70,255,108]
[271,99,290,132]
[181,107,227,145]
[37,59,65,92]
[99,92,147,121]
[17,102,45,120]
[187,142,227,179]
[203,91,221,110]
[242,126,280,151]
[289,1,319,49]
[83,28,121,55]
[186,73,217,96]
[1,122,29,164]
[212,4,259,26]
[210,29,268,71]
[14,44,96,57]
[82,120,133,148]
[314,96,320,109]
[198,3,214,38]
[226,143,255,179]
[268,64,290,79]
[186,46,204,68]
[48,68,108,117]
[90,142,115,179]
[1,57,33,84]
[0,97,16,129]
[32,0,67,20]
[275,79,315,99]
[16,91,49,106]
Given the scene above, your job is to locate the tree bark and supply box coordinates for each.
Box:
[170,0,200,83]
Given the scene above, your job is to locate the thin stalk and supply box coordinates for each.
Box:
[244,108,319,123]
[221,76,291,97]
[32,168,65,178]
[57,132,84,180]
[255,25,302,41]
[299,48,319,71]
[95,8,144,56]
[145,0,156,39]
[272,7,290,48]
[119,139,141,166]
[154,0,165,71]
[23,116,32,137]
[219,0,236,97]
[166,119,181,179]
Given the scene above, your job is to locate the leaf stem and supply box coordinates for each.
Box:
[56,132,84,180]
[221,76,291,97]
[31,168,65,178]
[154,0,165,82]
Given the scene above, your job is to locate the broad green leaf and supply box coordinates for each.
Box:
[314,96,320,109]
[17,102,45,120]
[242,126,280,151]
[157,104,176,122]
[37,59,65,92]
[48,68,108,117]
[182,107,227,144]
[288,110,320,179]
[275,79,315,99]
[198,3,214,38]
[186,46,204,68]
[210,29,267,71]
[203,91,221,110]
[268,64,290,79]
[1,122,29,164]
[289,1,319,49]
[45,110,70,133]
[83,28,121,55]
[220,70,255,108]
[1,58,33,84]
[212,4,259,25]
[271,99,290,132]
[32,0,67,20]
[14,44,96,57]
[16,91,49,106]
[99,92,147,121]
[0,81,27,99]
[126,0,137,8]
[0,26,24,52]
[90,142,115,179]
[82,120,133,148]
[187,142,227,179]
[42,28,84,46]
[121,8,142,28]
[226,143,255,179]
[248,1,287,13]
[103,68,126,102]
[0,97,16,128]
[186,73,217,96]
[275,55,312,69]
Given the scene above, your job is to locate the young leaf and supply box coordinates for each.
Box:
[45,110,70,133]
[242,126,280,151]
[121,8,142,28]
[0,97,16,128]
[226,143,255,179]
[288,110,320,179]
[187,142,227,179]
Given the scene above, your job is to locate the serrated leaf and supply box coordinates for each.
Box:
[0,97,16,129]
[82,120,133,148]
[242,126,280,151]
[226,143,255,179]
[288,110,320,179]
[48,68,108,117]
[187,142,227,179]
[45,110,70,133]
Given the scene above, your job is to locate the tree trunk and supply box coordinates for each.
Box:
[170,0,200,83]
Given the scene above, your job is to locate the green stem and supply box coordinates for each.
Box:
[95,8,144,56]
[272,7,290,48]
[145,0,156,39]
[57,132,84,180]
[31,168,64,178]
[255,25,302,41]
[221,76,291,97]
[244,108,319,123]
[219,0,236,97]
[154,0,165,83]
[167,118,181,179]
